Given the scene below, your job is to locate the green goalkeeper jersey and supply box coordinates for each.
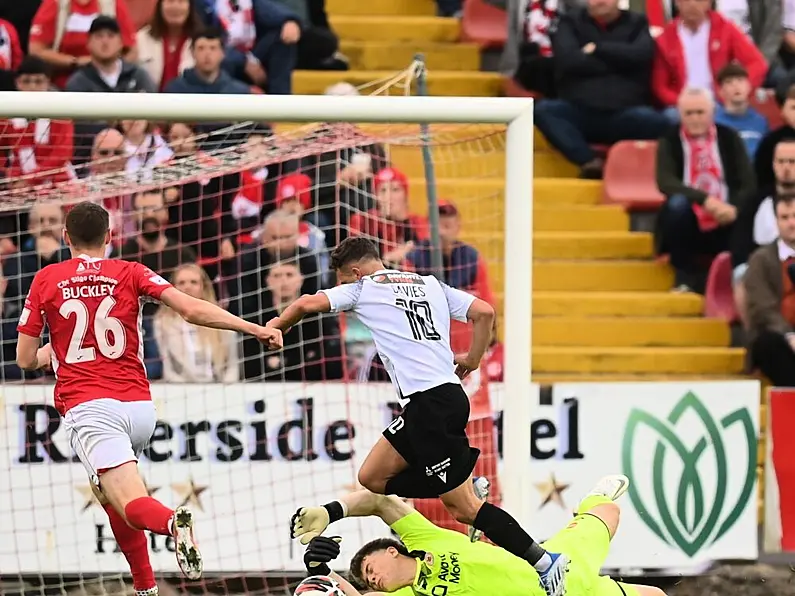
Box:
[387,512,546,596]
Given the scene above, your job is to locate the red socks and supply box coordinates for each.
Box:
[124,497,174,536]
[103,503,156,591]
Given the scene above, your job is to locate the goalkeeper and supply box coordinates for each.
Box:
[291,475,668,596]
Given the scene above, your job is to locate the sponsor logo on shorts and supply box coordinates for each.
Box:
[621,391,756,557]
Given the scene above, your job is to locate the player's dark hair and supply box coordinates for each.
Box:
[330,237,381,270]
[349,538,422,588]
[65,202,110,249]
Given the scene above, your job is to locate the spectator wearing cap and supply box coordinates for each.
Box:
[274,172,329,281]
[0,56,74,187]
[0,18,22,71]
[408,201,495,306]
[29,0,139,89]
[65,16,156,92]
[655,87,755,292]
[348,167,429,268]
[651,0,767,120]
[533,0,668,179]
[714,63,768,158]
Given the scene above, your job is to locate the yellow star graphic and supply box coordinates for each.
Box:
[171,478,208,511]
[534,473,570,510]
[75,484,101,512]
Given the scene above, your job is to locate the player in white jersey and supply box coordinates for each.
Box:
[268,237,570,596]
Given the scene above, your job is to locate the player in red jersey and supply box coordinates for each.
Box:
[16,202,283,593]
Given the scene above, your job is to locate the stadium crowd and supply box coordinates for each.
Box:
[0,0,500,384]
[6,0,795,387]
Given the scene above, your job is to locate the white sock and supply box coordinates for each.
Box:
[534,552,553,572]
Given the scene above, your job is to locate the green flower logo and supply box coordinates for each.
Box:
[621,391,756,557]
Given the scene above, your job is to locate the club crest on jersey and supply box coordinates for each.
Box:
[370,272,425,285]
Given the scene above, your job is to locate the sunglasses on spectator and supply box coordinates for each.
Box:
[96,148,125,157]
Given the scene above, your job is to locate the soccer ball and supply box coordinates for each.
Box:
[293,575,345,596]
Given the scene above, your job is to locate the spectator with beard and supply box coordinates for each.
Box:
[241,260,342,381]
[755,85,795,191]
[732,139,795,326]
[744,194,795,386]
[225,210,322,319]
[112,189,197,379]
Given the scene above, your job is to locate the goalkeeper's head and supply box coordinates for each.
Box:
[330,237,383,283]
[349,537,424,592]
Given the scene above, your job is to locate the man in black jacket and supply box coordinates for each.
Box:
[534,0,668,178]
[656,88,755,292]
[65,16,156,93]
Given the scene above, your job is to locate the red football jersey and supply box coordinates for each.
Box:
[17,256,173,415]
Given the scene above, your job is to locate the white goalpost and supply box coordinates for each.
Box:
[0,91,534,590]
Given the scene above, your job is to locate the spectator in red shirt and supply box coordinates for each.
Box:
[0,18,23,71]
[0,56,74,186]
[136,0,202,91]
[652,0,767,121]
[28,0,138,89]
[348,167,429,268]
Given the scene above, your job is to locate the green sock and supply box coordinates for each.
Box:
[576,494,612,515]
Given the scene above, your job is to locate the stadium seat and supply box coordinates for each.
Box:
[704,251,739,322]
[602,140,664,211]
[751,89,784,129]
[461,0,507,49]
[502,77,538,98]
[127,0,157,29]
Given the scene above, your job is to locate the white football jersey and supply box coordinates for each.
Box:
[320,269,476,401]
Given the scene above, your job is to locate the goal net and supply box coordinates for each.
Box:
[0,71,533,596]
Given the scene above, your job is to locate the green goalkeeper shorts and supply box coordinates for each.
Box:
[541,512,639,596]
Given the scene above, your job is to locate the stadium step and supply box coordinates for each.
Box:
[292,69,503,96]
[532,347,746,374]
[328,0,436,16]
[533,291,704,317]
[533,232,653,260]
[328,16,460,42]
[533,317,730,347]
[533,261,674,292]
[339,40,480,71]
[389,146,575,179]
[534,179,601,205]
[534,206,628,232]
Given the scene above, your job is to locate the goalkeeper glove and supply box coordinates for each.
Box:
[290,506,330,545]
[304,536,342,576]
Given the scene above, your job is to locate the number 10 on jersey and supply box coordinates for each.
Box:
[396,298,442,342]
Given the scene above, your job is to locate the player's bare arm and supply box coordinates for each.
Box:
[454,298,495,380]
[16,334,51,371]
[291,489,413,545]
[158,286,283,350]
[266,292,332,333]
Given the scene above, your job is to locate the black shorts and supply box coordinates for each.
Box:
[383,382,481,496]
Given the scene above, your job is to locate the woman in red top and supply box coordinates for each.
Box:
[28,0,138,89]
[136,0,202,91]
